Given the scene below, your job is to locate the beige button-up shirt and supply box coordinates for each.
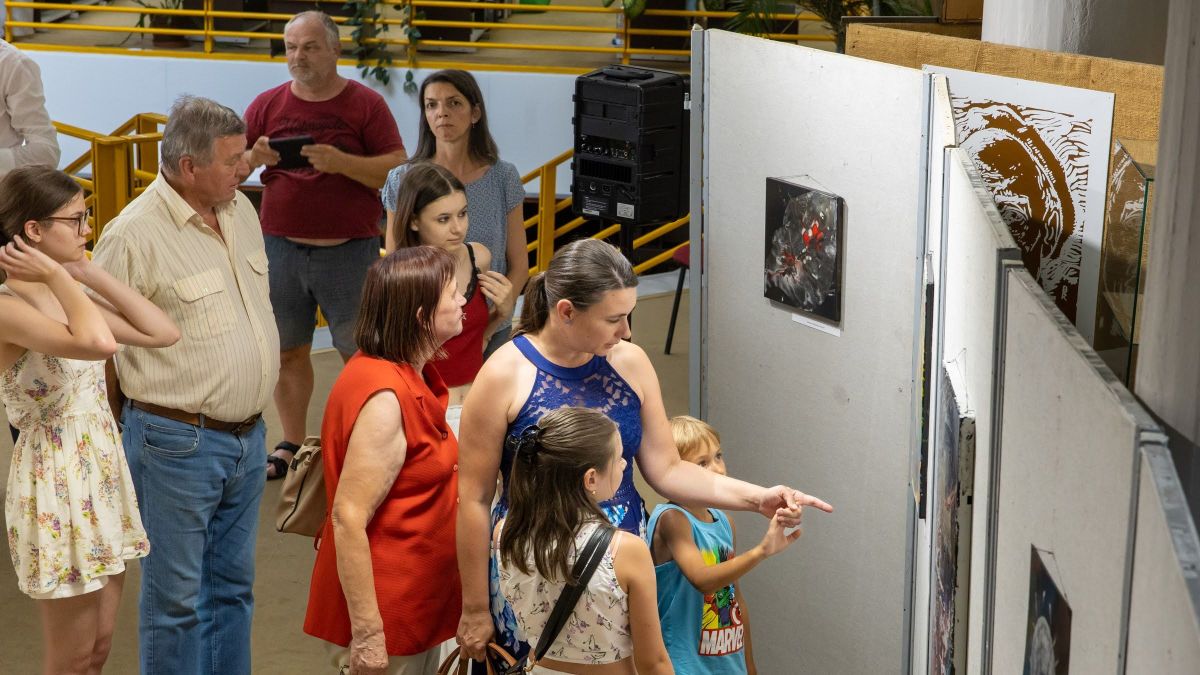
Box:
[0,40,60,174]
[92,174,280,421]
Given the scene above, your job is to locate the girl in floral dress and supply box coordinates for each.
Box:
[0,167,179,674]
[496,407,673,675]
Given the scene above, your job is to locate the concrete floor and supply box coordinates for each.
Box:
[0,287,688,674]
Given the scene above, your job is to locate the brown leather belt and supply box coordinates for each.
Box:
[130,400,262,436]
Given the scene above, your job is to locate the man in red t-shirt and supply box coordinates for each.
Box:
[242,10,407,480]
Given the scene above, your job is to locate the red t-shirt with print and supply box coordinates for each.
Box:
[245,80,404,240]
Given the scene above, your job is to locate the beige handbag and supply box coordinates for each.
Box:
[275,435,327,537]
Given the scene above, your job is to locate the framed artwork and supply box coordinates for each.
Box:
[1024,547,1072,675]
[763,177,845,325]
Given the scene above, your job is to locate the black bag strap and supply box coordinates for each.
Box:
[507,524,615,674]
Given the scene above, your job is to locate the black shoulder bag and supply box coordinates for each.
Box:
[505,524,616,674]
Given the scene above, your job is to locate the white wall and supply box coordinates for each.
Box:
[28,51,578,191]
[982,0,1168,64]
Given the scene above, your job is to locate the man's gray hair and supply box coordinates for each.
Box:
[160,95,246,175]
[284,10,340,50]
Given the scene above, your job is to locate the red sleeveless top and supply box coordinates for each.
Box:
[303,353,462,655]
[433,244,489,387]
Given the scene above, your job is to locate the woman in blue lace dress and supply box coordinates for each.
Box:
[454,239,834,666]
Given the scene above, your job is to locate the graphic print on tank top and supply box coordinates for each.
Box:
[699,546,745,657]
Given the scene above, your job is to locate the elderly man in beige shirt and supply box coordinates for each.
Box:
[91,95,280,675]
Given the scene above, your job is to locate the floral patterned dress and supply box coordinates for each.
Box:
[2,345,149,599]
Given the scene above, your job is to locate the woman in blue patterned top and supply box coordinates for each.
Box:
[454,238,834,666]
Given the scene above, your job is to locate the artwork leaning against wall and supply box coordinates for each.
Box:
[924,66,1116,346]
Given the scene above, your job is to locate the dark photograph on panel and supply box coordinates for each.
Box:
[763,177,845,325]
[930,365,960,675]
[1023,547,1072,675]
[930,363,976,675]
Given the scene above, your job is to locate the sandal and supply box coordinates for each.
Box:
[266,441,300,481]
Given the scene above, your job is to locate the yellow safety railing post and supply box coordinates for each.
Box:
[536,165,556,273]
[90,138,132,241]
[4,4,11,42]
[134,114,162,178]
[203,0,214,53]
[404,0,418,70]
[620,15,630,65]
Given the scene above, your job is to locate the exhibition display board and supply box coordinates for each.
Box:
[693,29,1197,673]
[988,269,1161,674]
[1125,444,1200,673]
[698,29,926,673]
[909,74,958,675]
[935,148,1022,674]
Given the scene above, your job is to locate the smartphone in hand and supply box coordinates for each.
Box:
[268,135,315,170]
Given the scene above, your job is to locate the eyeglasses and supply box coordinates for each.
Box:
[40,207,92,236]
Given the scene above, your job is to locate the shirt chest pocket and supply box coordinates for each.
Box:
[245,249,270,298]
[172,269,235,340]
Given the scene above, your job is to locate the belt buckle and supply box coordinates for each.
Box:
[230,416,258,436]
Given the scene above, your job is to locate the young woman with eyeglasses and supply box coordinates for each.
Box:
[0,166,180,674]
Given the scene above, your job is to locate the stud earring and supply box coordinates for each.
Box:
[590,489,596,496]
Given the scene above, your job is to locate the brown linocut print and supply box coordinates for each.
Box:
[928,67,1114,344]
[952,98,1087,322]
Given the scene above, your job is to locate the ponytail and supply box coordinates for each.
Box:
[515,272,549,336]
[513,239,637,338]
[499,406,617,583]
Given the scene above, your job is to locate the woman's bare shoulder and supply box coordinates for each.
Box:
[468,242,492,270]
[607,339,656,391]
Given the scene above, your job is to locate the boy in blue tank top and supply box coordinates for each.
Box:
[647,416,804,674]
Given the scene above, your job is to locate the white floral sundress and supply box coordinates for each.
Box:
[2,342,149,599]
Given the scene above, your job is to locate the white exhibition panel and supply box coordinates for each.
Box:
[938,148,1021,675]
[924,74,958,278]
[1125,445,1200,673]
[912,73,957,674]
[701,30,925,673]
[991,270,1157,673]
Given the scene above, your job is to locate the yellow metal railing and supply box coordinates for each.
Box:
[54,112,167,244]
[521,148,688,275]
[5,0,831,72]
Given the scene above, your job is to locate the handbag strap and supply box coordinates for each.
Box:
[523,524,615,669]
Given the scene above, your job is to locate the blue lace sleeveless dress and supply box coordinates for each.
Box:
[486,334,645,664]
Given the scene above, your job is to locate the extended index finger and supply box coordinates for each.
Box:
[798,491,834,513]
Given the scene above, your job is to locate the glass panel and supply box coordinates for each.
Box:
[1094,138,1155,385]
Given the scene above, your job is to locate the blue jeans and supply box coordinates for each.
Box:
[121,402,266,675]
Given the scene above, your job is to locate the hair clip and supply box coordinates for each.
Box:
[508,424,544,464]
